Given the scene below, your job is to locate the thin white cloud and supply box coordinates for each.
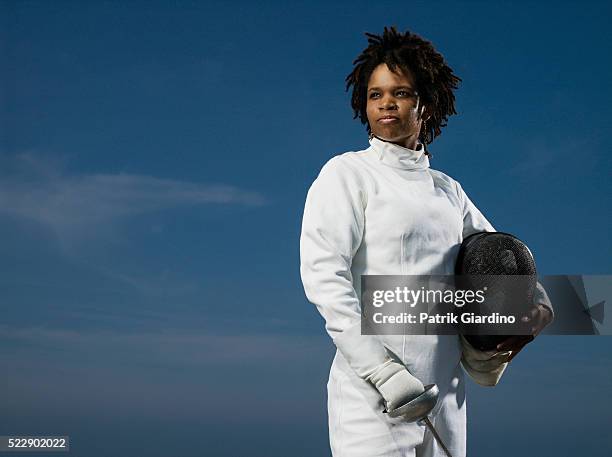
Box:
[0,324,326,365]
[0,152,267,237]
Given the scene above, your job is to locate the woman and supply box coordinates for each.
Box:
[299,27,552,457]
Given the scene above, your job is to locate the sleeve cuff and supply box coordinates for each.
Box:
[534,281,554,321]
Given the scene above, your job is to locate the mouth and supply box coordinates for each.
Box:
[378,116,399,124]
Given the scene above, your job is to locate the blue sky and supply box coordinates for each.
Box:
[1,1,611,456]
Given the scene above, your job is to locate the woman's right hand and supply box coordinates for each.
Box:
[367,359,425,412]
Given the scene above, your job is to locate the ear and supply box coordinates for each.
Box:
[419,104,430,121]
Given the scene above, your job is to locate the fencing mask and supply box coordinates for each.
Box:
[455,231,538,351]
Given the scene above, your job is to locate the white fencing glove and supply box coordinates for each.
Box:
[459,334,512,386]
[366,359,425,413]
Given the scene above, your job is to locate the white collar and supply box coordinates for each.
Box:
[368,135,430,171]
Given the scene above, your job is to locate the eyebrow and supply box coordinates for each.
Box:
[367,85,416,92]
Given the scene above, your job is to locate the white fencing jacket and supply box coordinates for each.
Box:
[299,136,551,455]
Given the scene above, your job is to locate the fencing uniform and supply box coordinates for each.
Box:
[299,136,550,456]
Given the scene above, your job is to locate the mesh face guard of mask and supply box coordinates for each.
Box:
[455,231,538,351]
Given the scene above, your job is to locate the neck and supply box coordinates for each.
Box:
[400,137,419,150]
[373,133,420,150]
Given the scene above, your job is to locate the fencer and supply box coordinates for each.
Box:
[300,135,553,456]
[299,27,553,457]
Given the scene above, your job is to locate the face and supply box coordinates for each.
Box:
[366,63,427,149]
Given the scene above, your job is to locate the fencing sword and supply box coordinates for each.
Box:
[387,384,454,457]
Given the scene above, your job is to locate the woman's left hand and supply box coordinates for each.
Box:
[496,304,553,361]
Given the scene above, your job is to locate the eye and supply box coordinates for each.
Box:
[396,90,414,97]
[369,92,380,99]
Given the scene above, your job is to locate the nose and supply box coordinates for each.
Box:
[379,93,398,110]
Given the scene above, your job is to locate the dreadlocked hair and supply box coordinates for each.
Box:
[345,26,461,150]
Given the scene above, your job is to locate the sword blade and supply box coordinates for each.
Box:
[422,416,453,457]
